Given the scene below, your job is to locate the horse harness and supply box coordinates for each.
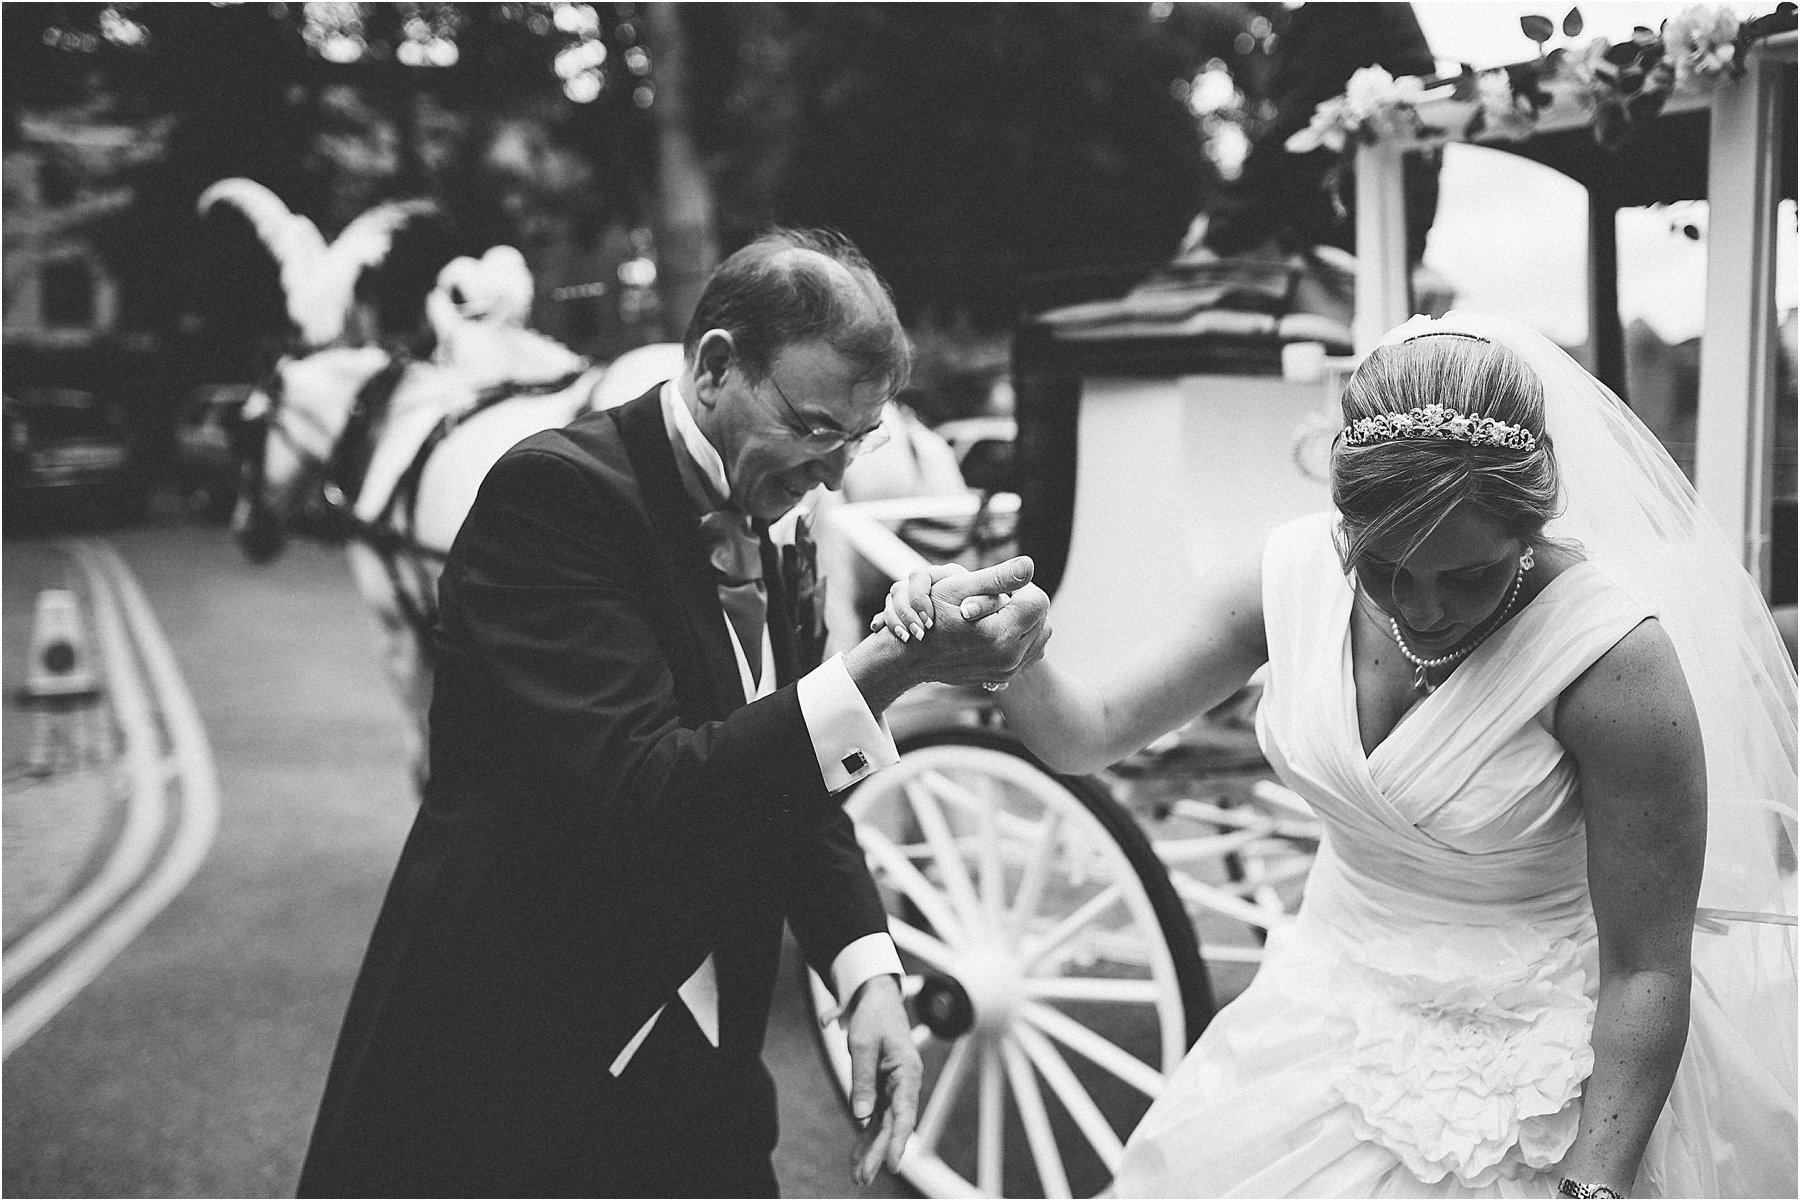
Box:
[248,353,591,651]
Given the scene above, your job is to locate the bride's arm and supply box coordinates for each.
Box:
[1555,617,1707,1195]
[882,542,1269,776]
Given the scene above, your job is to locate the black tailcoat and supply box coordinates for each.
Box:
[297,389,885,1197]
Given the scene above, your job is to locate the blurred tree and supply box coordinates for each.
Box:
[3,2,1278,355]
[639,2,718,339]
[1194,2,1441,262]
[766,3,1234,325]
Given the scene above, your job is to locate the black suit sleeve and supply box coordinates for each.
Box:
[433,443,885,963]
[440,447,818,823]
[789,803,889,986]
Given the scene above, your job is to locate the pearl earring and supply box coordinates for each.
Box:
[1520,545,1535,571]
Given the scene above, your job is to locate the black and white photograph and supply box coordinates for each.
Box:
[2,2,1795,1197]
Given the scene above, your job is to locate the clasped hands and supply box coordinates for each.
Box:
[867,556,1052,691]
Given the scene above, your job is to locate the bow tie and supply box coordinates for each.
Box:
[698,509,763,584]
[697,508,767,682]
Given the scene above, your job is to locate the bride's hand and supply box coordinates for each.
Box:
[868,562,995,642]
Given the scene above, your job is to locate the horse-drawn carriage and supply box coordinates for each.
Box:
[219,12,1793,1193]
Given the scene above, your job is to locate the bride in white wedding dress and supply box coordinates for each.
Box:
[877,313,1797,1198]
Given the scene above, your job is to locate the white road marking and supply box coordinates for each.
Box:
[3,539,221,1058]
[2,543,167,991]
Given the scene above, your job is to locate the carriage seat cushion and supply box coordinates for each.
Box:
[1033,304,1353,361]
[1031,256,1353,361]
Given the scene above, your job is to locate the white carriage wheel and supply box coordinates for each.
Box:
[1129,774,1322,1008]
[809,730,1209,1199]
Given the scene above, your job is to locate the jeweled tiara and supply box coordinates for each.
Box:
[1341,402,1538,451]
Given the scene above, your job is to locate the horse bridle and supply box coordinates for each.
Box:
[238,355,592,645]
[239,355,431,550]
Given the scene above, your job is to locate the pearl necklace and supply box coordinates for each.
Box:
[1389,560,1528,695]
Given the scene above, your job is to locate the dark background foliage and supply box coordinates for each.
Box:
[3,1,1289,366]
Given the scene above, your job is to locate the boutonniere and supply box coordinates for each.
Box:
[781,510,828,670]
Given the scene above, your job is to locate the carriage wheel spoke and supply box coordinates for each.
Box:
[1019,1000,1164,1098]
[887,913,960,975]
[1150,827,1264,863]
[858,823,967,946]
[904,777,983,925]
[1171,872,1287,929]
[918,766,993,816]
[825,741,1224,1198]
[1008,808,1063,935]
[1020,881,1124,972]
[918,765,1021,892]
[914,1037,972,1155]
[1023,975,1163,1004]
[1014,1022,1125,1169]
[1002,1036,1072,1197]
[976,777,1005,916]
[978,1042,1006,1195]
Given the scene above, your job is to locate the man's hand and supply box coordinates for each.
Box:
[868,556,1052,682]
[844,556,1050,712]
[901,556,1049,686]
[843,974,921,1186]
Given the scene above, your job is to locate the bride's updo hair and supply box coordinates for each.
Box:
[1332,332,1562,570]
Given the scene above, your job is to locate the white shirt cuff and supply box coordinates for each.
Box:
[814,932,904,1027]
[830,932,904,1002]
[797,653,899,793]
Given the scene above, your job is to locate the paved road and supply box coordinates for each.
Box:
[2,512,907,1198]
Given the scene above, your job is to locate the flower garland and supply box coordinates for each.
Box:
[1285,3,1797,157]
[1284,65,1430,154]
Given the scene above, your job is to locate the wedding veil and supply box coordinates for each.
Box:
[1377,311,1799,935]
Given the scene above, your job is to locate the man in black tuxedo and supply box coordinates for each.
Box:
[296,228,1050,1197]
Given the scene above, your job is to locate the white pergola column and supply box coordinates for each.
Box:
[1694,35,1792,591]
[1353,139,1411,353]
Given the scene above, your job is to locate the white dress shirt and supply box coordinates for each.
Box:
[607,382,902,1076]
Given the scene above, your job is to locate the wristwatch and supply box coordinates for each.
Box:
[1557,1178,1623,1199]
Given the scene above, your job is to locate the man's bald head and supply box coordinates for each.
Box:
[683,228,911,396]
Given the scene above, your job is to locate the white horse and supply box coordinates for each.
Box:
[235,322,686,790]
[202,179,686,788]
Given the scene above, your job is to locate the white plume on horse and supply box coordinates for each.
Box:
[426,247,589,392]
[433,246,535,326]
[196,178,435,348]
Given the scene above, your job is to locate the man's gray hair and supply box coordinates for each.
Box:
[683,227,912,394]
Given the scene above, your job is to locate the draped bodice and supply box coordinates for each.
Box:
[1257,513,1650,933]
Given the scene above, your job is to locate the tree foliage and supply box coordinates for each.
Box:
[4,2,1274,353]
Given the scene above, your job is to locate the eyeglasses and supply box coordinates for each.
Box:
[761,372,891,459]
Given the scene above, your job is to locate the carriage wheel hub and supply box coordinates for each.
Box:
[916,974,975,1039]
[923,947,1025,1040]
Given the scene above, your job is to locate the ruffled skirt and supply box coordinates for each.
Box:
[1112,872,1797,1198]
